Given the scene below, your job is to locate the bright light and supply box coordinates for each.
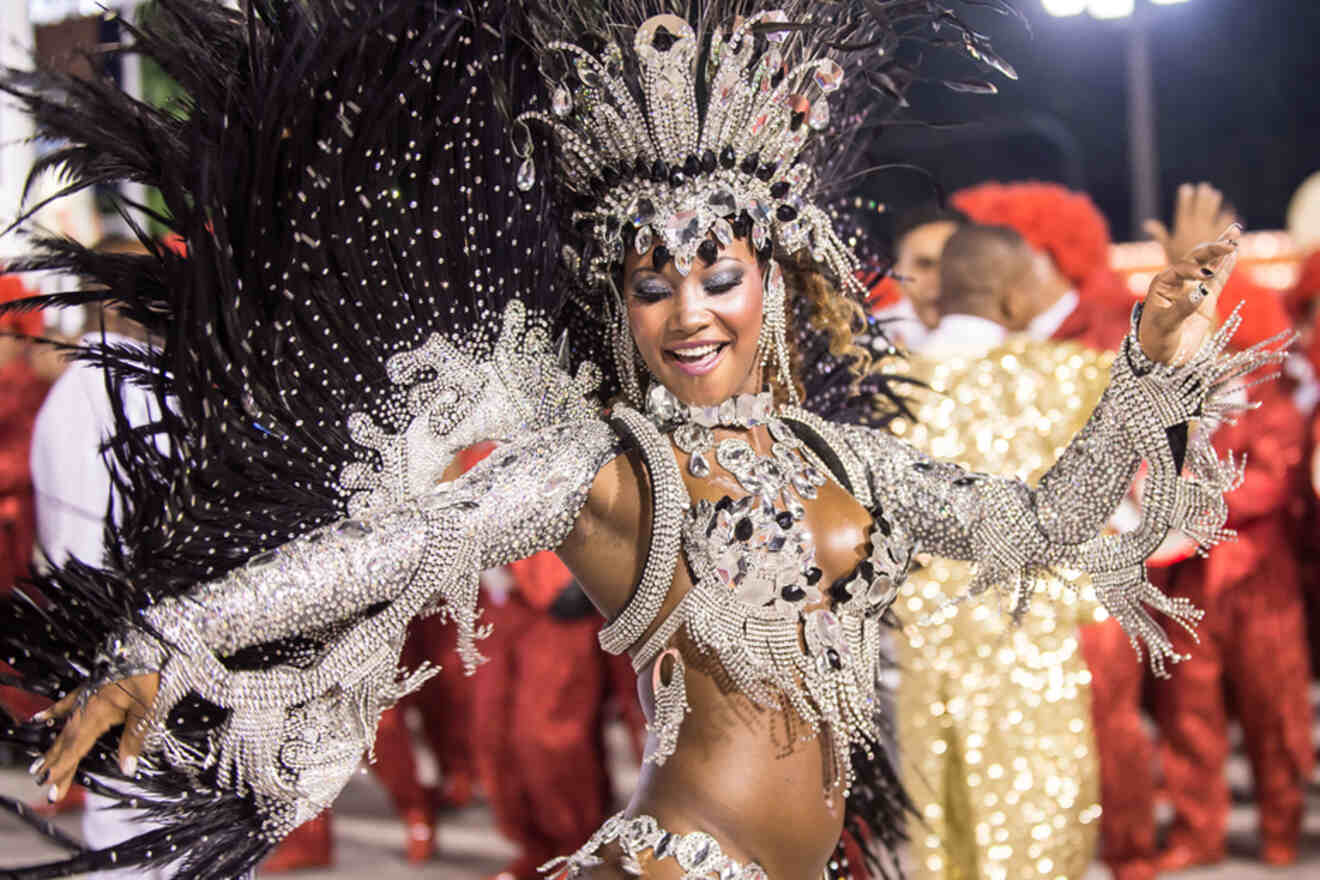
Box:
[1088,0,1136,18]
[1042,0,1087,14]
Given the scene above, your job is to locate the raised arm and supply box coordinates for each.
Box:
[842,307,1284,677]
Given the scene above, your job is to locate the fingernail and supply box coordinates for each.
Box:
[28,756,44,775]
[30,710,48,723]
[46,784,59,803]
[1200,267,1214,277]
[35,769,49,786]
[121,756,138,777]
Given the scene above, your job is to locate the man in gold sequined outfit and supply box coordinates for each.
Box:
[890,224,1107,880]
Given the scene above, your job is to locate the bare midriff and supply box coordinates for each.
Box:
[577,425,876,880]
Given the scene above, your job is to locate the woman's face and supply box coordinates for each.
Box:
[623,236,765,406]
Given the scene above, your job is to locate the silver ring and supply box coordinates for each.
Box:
[1188,282,1208,306]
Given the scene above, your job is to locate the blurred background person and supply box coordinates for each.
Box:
[0,273,52,735]
[892,222,1105,880]
[872,203,967,352]
[1147,233,1313,873]
[947,181,1162,880]
[28,240,162,870]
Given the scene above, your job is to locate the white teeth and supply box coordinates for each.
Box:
[671,343,722,360]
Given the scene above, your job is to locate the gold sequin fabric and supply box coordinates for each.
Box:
[890,338,1110,880]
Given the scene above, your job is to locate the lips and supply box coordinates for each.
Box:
[665,341,729,375]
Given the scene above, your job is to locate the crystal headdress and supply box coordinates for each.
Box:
[516,2,1020,297]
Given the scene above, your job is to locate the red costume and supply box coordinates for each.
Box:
[1149,279,1314,870]
[0,275,49,724]
[952,182,1155,880]
[473,549,645,880]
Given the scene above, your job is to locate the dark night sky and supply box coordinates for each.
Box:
[863,0,1320,241]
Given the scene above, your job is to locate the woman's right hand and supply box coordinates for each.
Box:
[28,672,160,802]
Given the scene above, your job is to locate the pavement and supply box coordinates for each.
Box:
[3,696,1318,879]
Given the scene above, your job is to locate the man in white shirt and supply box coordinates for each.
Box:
[30,316,170,880]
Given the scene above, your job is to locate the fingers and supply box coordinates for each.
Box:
[1143,218,1170,248]
[31,682,141,802]
[31,688,83,724]
[117,705,151,778]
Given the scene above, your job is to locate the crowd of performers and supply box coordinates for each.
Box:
[2,177,1317,880]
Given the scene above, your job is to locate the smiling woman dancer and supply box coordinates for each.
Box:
[0,2,1284,879]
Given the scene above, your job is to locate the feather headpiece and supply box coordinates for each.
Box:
[516,1,1021,302]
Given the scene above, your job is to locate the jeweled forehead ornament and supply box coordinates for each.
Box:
[516,10,858,294]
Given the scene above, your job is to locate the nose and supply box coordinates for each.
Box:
[669,278,712,335]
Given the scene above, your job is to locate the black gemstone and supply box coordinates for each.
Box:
[913,460,933,472]
[806,566,823,585]
[776,204,799,222]
[876,515,892,537]
[731,214,751,238]
[683,154,700,177]
[619,162,634,182]
[782,584,806,602]
[740,152,760,175]
[790,111,805,131]
[829,577,852,602]
[589,176,606,196]
[652,244,671,270]
[769,181,790,199]
[756,161,778,182]
[701,149,718,173]
[719,145,736,168]
[775,511,794,530]
[604,215,620,233]
[652,27,677,51]
[668,169,686,187]
[734,517,754,542]
[826,647,842,670]
[953,475,979,487]
[636,197,655,220]
[715,495,734,512]
[651,160,669,182]
[635,156,650,180]
[602,165,620,187]
[697,239,719,265]
[858,560,875,582]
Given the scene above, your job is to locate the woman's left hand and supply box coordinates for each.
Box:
[1138,223,1241,365]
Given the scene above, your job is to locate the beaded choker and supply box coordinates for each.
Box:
[644,383,775,429]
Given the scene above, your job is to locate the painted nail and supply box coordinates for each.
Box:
[121,756,138,777]
[35,769,49,786]
[28,756,44,775]
[29,710,48,723]
[47,784,59,803]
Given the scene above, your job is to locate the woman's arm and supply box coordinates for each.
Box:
[842,308,1284,677]
[34,417,625,817]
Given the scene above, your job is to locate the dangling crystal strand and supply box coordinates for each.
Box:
[515,158,535,192]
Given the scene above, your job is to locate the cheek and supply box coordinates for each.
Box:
[717,282,764,344]
[627,301,664,359]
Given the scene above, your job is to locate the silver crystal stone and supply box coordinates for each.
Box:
[551,85,573,117]
[516,157,535,192]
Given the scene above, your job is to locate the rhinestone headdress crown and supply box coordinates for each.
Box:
[517,10,864,294]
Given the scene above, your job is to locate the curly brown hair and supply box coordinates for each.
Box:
[772,254,875,406]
